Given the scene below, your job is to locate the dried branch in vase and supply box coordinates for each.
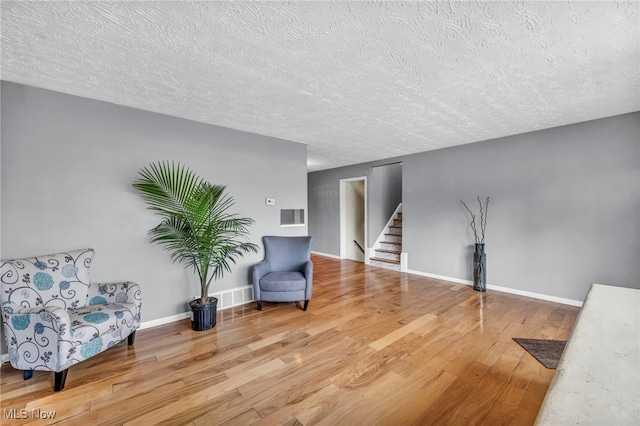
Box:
[461,196,490,244]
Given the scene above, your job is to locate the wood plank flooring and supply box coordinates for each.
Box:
[0,255,579,425]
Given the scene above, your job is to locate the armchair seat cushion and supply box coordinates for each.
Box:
[69,303,136,343]
[260,271,306,292]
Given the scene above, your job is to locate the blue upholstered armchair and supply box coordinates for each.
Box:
[252,236,313,311]
[0,249,142,391]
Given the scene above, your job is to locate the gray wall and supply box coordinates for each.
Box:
[309,112,640,302]
[308,158,403,255]
[1,82,308,326]
[369,162,403,241]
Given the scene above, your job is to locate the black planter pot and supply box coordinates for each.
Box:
[189,297,218,331]
[473,244,486,292]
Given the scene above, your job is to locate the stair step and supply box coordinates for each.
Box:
[381,241,402,247]
[388,226,402,235]
[374,250,400,261]
[370,259,401,271]
[376,248,401,255]
[370,257,400,265]
[384,234,402,242]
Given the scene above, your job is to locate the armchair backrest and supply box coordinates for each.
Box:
[0,249,94,311]
[262,236,312,272]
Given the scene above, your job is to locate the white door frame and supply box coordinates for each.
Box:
[339,176,367,260]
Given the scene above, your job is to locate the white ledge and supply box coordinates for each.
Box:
[535,283,640,425]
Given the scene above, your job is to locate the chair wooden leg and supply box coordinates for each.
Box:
[303,300,309,311]
[54,369,68,392]
[128,330,136,346]
[257,301,262,311]
[23,370,33,380]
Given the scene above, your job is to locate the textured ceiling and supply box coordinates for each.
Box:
[2,1,639,172]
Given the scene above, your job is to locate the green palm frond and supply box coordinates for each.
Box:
[133,161,258,303]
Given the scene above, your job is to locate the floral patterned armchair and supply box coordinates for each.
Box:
[1,248,142,391]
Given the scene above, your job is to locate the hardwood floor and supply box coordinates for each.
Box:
[1,255,579,425]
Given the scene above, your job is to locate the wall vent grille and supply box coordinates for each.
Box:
[206,285,255,310]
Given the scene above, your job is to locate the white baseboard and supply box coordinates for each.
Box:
[406,269,472,285]
[137,312,192,330]
[487,283,583,307]
[405,269,583,307]
[311,251,341,260]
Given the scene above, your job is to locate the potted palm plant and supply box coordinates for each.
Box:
[133,161,258,331]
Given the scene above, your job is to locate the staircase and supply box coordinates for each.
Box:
[370,211,402,271]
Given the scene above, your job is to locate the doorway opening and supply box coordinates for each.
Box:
[340,177,367,262]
